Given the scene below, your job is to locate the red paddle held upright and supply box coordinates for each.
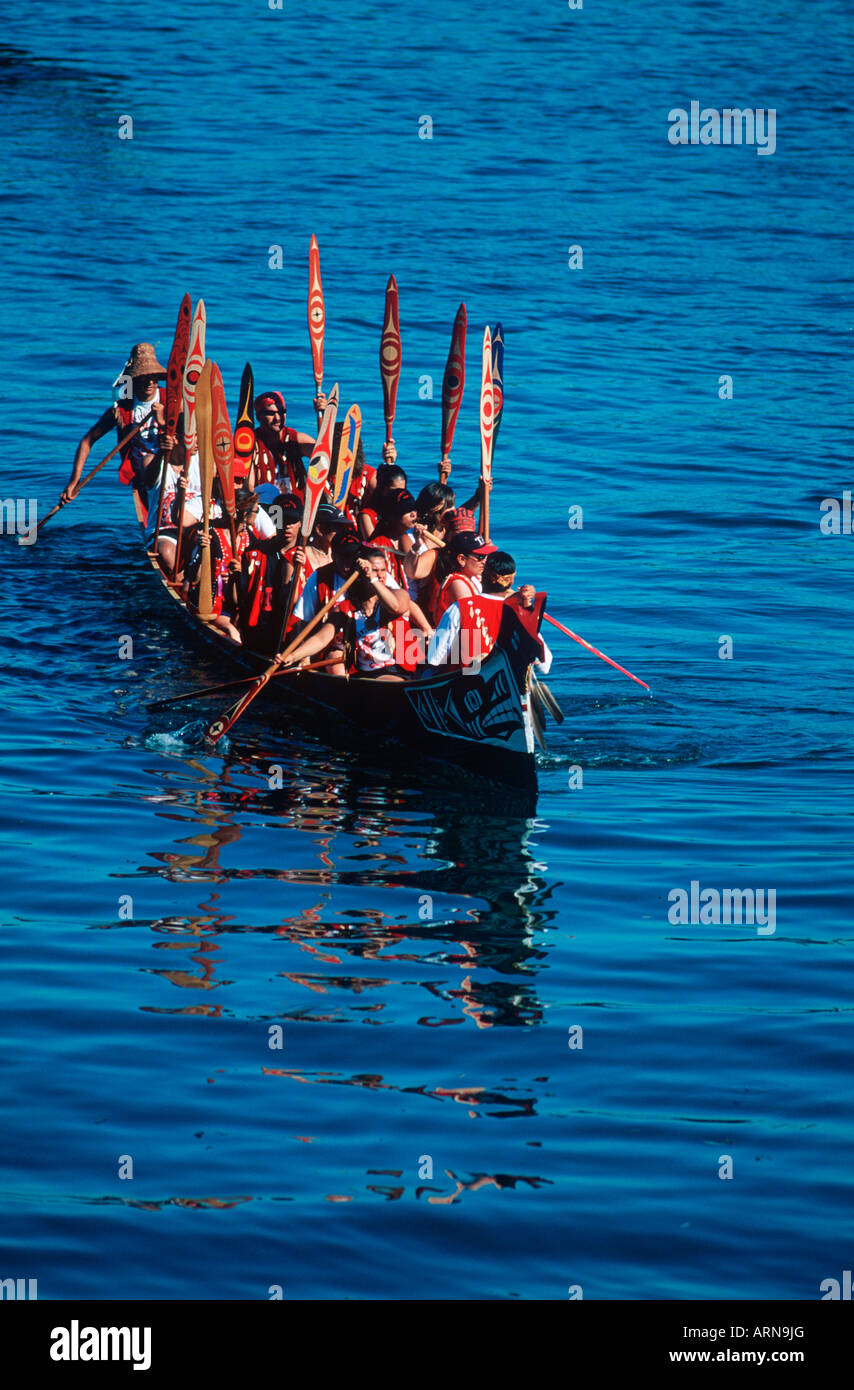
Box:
[380,274,401,445]
[440,302,466,478]
[308,234,325,425]
[479,325,495,543]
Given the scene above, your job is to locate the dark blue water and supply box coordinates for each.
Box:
[1,0,852,1300]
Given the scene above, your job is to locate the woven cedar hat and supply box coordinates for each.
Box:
[124,342,167,378]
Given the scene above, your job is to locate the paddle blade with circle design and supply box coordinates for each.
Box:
[183,300,206,455]
[209,362,236,517]
[165,294,192,440]
[332,404,362,511]
[308,234,325,392]
[195,360,214,618]
[491,322,504,445]
[441,302,466,459]
[380,275,401,443]
[233,362,255,485]
[480,326,494,485]
[302,384,339,539]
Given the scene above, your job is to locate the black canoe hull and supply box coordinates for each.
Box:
[134,493,543,791]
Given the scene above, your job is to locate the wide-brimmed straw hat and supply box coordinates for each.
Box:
[124,342,167,378]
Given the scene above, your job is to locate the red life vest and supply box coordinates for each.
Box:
[419,567,441,627]
[280,545,316,635]
[368,531,406,590]
[116,388,165,485]
[346,464,377,526]
[436,570,479,620]
[314,563,356,618]
[456,592,504,663]
[244,549,275,628]
[211,526,250,617]
[386,615,421,671]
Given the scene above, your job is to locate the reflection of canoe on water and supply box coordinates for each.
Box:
[134,492,547,789]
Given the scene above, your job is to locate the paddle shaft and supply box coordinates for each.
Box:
[150,446,174,553]
[148,656,341,710]
[543,612,651,691]
[206,570,359,744]
[38,413,153,533]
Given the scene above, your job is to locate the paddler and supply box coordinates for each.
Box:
[184,487,260,641]
[305,502,351,574]
[250,391,317,504]
[146,414,208,576]
[61,342,166,505]
[288,542,410,680]
[434,531,497,620]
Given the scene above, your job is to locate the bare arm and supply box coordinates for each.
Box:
[62,406,116,501]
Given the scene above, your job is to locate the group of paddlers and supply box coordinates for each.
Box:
[64,341,551,681]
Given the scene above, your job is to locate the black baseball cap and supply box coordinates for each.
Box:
[315,502,350,528]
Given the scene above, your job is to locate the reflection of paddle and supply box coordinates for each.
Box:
[147,656,340,711]
[37,413,155,534]
[205,569,358,746]
[543,612,651,692]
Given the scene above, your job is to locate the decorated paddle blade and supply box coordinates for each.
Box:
[308,234,325,394]
[182,300,206,455]
[195,360,214,619]
[480,325,495,483]
[165,294,192,440]
[233,362,255,485]
[441,302,466,459]
[209,363,236,517]
[380,274,401,444]
[302,384,339,539]
[491,322,504,444]
[332,404,362,510]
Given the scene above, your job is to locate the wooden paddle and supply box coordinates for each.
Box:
[439,302,467,482]
[37,412,155,533]
[543,612,651,691]
[233,362,255,487]
[380,274,401,446]
[479,325,495,543]
[205,567,358,746]
[209,362,237,550]
[151,294,192,555]
[492,322,504,445]
[308,234,325,427]
[332,404,362,511]
[195,360,215,619]
[147,655,341,711]
[278,385,339,642]
[172,299,206,579]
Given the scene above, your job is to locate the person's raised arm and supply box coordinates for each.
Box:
[61,406,116,502]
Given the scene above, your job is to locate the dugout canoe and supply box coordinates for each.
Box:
[134,491,546,789]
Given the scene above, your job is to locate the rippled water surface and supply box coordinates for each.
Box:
[0,0,852,1299]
